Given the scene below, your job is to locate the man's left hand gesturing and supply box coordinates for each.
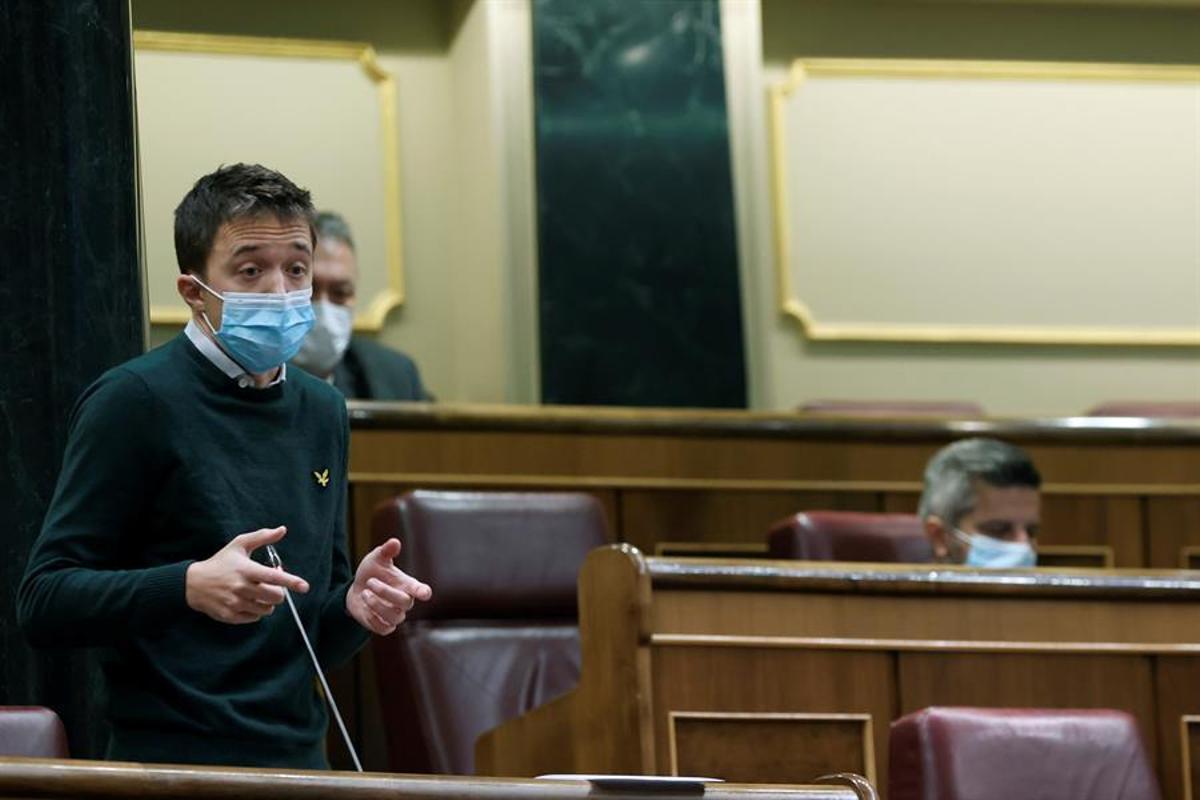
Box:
[346,538,432,635]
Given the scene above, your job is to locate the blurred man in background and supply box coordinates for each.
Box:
[292,211,430,401]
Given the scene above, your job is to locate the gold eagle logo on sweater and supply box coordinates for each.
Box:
[313,469,330,488]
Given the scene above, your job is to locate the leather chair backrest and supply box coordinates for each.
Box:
[768,511,934,563]
[1086,401,1200,419]
[889,707,1160,800]
[371,490,610,775]
[0,706,68,758]
[798,400,984,417]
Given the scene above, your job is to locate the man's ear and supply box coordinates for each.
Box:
[925,515,949,560]
[176,273,206,314]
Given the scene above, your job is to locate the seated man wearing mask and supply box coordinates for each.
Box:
[291,211,430,400]
[19,164,431,767]
[918,437,1042,568]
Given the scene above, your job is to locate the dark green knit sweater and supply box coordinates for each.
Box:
[17,333,370,767]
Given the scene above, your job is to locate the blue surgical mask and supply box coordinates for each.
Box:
[191,276,315,374]
[954,528,1037,569]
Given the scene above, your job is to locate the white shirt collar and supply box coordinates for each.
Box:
[184,318,287,389]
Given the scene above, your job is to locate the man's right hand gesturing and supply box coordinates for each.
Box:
[185,526,309,624]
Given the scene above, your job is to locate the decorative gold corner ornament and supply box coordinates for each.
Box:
[134,31,405,332]
[768,58,1200,347]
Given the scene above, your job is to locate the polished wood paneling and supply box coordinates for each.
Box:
[653,648,890,783]
[1036,545,1114,569]
[350,405,1200,773]
[670,713,874,785]
[897,652,1157,755]
[1182,716,1200,800]
[1155,659,1200,800]
[350,404,1200,569]
[1148,497,1200,570]
[480,551,1200,800]
[621,490,880,553]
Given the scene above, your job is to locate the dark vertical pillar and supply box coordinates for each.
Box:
[534,0,747,408]
[0,0,143,758]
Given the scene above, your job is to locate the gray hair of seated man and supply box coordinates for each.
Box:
[917,437,1042,527]
[314,210,355,251]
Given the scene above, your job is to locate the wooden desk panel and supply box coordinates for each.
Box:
[477,549,1200,800]
[349,404,1200,569]
[347,404,1200,772]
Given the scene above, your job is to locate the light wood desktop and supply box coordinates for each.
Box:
[0,757,874,800]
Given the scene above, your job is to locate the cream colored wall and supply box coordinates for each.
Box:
[134,0,538,403]
[724,0,1200,416]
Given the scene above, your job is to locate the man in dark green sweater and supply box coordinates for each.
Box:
[17,163,431,769]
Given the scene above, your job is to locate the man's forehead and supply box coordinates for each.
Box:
[313,239,358,275]
[972,483,1041,515]
[217,215,312,247]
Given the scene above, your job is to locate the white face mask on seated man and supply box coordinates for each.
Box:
[952,526,1037,569]
[292,300,353,377]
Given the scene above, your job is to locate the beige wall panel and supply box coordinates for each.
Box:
[135,41,399,326]
[771,59,1199,343]
[723,0,1200,415]
[132,0,536,404]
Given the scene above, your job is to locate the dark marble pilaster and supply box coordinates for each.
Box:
[0,0,142,758]
[534,0,747,408]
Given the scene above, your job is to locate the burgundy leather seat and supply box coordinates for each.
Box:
[371,490,610,775]
[1086,401,1200,419]
[798,400,984,417]
[0,706,68,758]
[768,511,934,563]
[889,707,1160,800]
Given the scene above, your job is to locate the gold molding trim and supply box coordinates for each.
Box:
[134,30,405,331]
[768,58,1200,347]
[667,711,876,786]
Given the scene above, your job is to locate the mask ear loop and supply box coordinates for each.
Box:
[189,275,222,336]
[189,275,255,375]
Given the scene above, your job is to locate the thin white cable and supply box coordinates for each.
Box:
[266,545,363,772]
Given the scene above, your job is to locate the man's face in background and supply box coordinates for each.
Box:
[312,238,357,308]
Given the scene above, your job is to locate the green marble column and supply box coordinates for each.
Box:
[534,0,748,408]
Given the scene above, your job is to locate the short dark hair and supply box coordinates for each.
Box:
[174,163,317,274]
[314,211,355,251]
[918,438,1042,526]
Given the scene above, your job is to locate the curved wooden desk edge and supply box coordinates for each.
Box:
[0,757,865,800]
[643,557,1200,600]
[347,402,1200,443]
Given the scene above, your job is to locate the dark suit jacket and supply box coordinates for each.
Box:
[309,337,430,401]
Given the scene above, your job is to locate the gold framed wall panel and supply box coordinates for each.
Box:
[134,30,404,331]
[768,58,1200,347]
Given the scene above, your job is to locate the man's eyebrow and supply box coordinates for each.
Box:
[231,243,261,257]
[291,240,312,253]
